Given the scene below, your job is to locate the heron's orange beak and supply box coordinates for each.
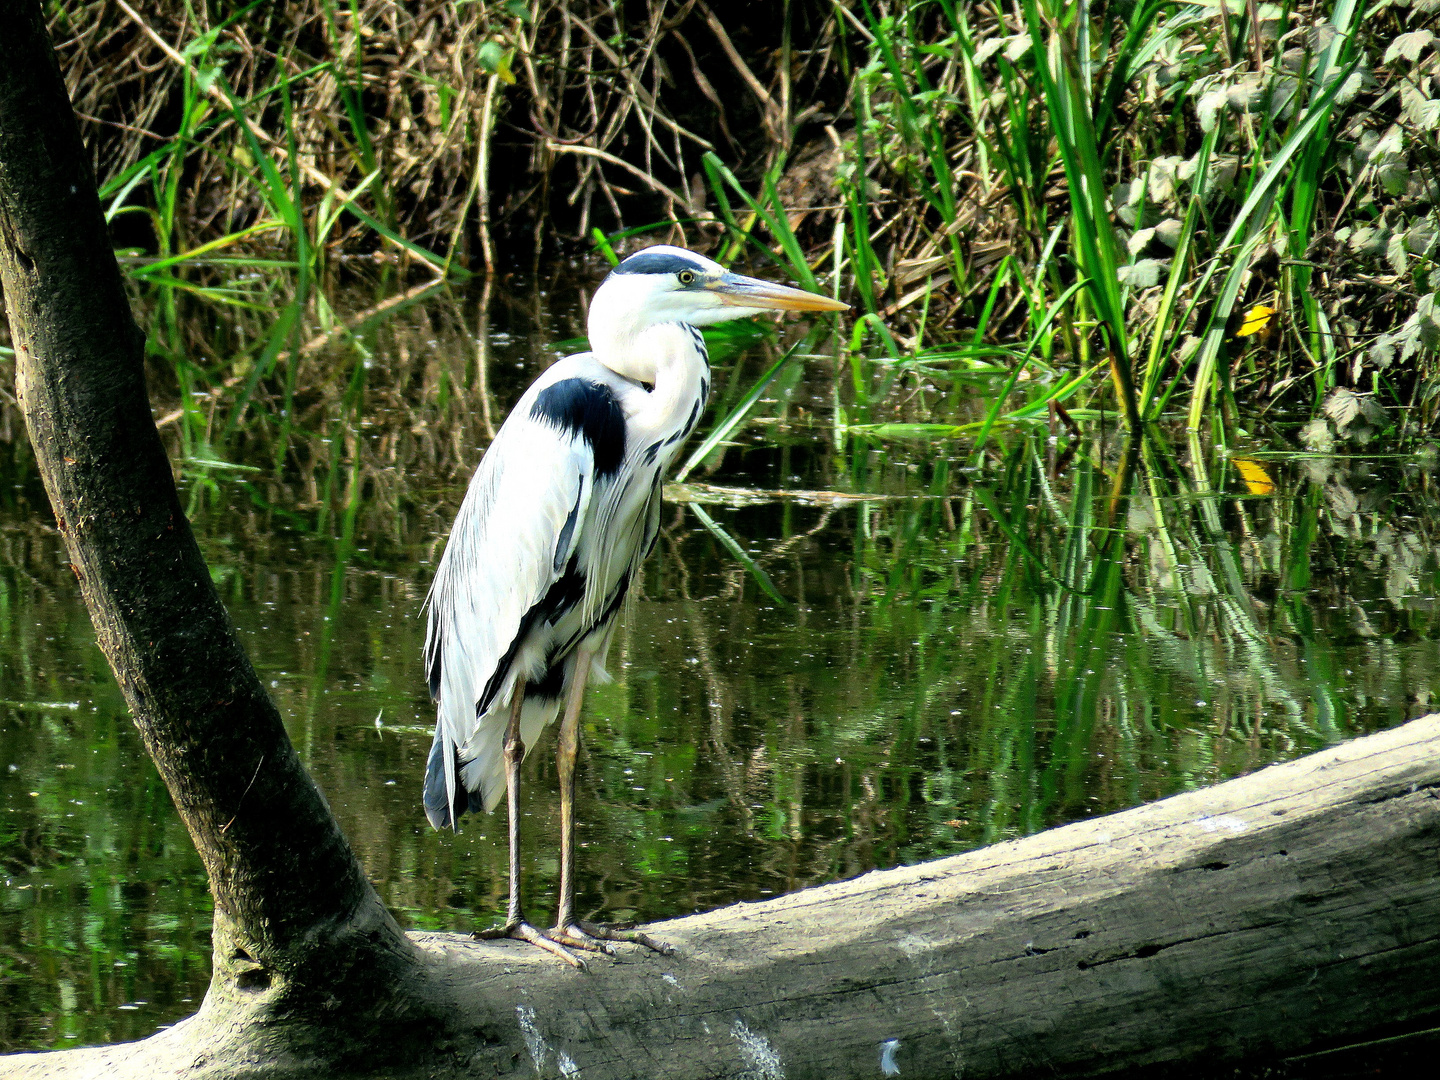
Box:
[708,272,850,312]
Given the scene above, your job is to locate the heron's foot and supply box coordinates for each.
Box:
[560,919,675,957]
[473,920,588,969]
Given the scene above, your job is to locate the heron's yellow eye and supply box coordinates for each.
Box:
[677,270,696,286]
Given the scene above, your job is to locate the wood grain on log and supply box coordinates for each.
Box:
[401,710,1440,1079]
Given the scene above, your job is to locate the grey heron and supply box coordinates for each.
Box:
[422,246,847,966]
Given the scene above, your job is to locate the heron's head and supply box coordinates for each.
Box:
[587,245,847,381]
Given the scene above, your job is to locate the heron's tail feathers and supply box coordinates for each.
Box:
[423,728,482,830]
[464,753,507,815]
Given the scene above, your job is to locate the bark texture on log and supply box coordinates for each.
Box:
[8,714,1439,1080]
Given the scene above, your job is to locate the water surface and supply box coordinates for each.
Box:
[3,278,1438,1050]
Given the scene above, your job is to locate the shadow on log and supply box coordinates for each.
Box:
[5,713,1440,1079]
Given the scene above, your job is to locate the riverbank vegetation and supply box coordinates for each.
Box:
[3,0,1439,492]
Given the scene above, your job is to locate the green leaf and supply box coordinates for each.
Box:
[676,333,813,483]
[477,41,513,84]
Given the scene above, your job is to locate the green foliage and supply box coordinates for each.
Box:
[10,1,1440,1055]
[640,1,1436,439]
[28,1,1440,442]
[805,0,1436,437]
[8,341,1440,1047]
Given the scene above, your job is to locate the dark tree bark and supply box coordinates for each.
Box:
[0,0,436,1062]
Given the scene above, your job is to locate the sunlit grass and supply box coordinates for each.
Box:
[22,1,1431,460]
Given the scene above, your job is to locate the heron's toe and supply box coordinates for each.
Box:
[571,919,675,956]
[472,920,588,969]
[546,924,617,955]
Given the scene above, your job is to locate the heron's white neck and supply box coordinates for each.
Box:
[588,294,655,382]
[602,322,709,446]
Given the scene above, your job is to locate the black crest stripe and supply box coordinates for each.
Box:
[610,251,708,276]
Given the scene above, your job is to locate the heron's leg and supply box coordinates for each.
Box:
[553,645,590,933]
[474,678,585,969]
[501,677,527,926]
[537,646,615,956]
[545,648,674,958]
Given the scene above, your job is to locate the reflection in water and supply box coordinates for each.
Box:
[2,280,1439,1050]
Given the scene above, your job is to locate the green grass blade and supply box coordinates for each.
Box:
[677,331,816,482]
[689,504,790,608]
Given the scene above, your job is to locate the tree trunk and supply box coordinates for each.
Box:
[0,0,439,1064]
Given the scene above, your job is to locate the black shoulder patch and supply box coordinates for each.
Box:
[531,378,626,478]
[611,250,708,276]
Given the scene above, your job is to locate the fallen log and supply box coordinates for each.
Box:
[6,713,1439,1080]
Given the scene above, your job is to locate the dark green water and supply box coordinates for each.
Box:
[3,281,1440,1051]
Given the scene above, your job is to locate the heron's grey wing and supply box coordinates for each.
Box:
[422,413,596,827]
